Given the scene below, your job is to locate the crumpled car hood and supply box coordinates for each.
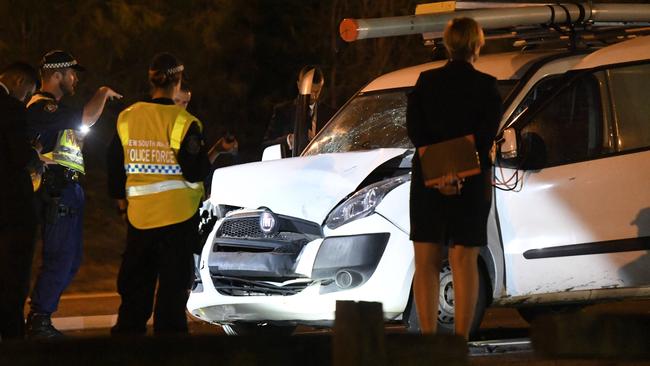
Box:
[209,148,408,224]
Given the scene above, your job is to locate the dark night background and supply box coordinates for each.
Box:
[0,0,435,156]
[0,0,433,291]
[0,0,645,291]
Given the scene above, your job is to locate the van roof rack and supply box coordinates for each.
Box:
[339,2,650,51]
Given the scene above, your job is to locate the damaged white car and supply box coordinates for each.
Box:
[188,4,650,335]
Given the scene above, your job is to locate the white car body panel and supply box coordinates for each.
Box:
[362,50,561,93]
[208,148,406,224]
[497,150,650,297]
[573,35,650,70]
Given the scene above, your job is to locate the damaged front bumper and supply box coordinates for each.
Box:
[188,210,414,324]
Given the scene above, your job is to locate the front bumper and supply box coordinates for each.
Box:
[187,213,414,324]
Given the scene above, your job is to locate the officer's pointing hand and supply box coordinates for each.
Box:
[100,86,123,101]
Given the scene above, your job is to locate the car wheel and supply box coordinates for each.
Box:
[517,304,585,324]
[405,260,490,336]
[221,322,297,336]
[436,262,456,333]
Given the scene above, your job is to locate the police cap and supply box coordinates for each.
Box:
[40,50,85,72]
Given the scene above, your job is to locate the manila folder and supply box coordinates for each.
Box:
[418,134,481,188]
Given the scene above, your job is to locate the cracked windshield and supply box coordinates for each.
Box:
[303,90,414,156]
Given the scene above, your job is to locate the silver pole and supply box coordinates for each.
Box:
[591,4,650,22]
[340,3,650,42]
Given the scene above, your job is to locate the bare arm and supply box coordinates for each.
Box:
[82,86,122,127]
[207,136,238,164]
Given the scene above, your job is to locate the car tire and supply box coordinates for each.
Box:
[405,260,490,336]
[516,304,585,324]
[221,322,297,336]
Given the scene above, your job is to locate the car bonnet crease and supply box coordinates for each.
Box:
[209,148,408,224]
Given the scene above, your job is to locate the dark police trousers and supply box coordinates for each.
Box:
[113,213,197,335]
[30,181,84,314]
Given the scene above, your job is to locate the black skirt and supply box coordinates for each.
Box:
[409,155,491,246]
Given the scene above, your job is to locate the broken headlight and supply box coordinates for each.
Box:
[325,174,410,230]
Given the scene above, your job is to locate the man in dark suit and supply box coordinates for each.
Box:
[263,66,335,157]
[0,62,40,340]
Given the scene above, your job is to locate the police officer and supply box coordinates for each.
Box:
[26,50,122,339]
[0,62,40,341]
[107,53,209,335]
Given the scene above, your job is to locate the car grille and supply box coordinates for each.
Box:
[209,210,322,294]
[215,210,322,242]
[212,276,312,296]
[218,217,265,239]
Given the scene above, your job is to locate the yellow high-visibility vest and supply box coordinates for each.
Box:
[27,94,85,174]
[117,102,204,229]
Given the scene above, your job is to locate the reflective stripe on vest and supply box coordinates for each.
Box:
[48,129,85,173]
[126,180,202,197]
[124,163,182,175]
[27,94,85,173]
[170,112,191,150]
[116,102,204,229]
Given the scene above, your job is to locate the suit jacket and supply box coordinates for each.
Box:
[407,60,502,210]
[407,60,501,165]
[262,99,335,154]
[0,89,38,227]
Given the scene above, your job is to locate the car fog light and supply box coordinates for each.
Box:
[335,270,362,289]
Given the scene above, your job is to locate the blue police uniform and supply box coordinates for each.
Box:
[26,91,85,321]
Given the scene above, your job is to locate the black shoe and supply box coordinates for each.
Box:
[26,313,63,339]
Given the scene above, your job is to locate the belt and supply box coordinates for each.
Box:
[57,204,78,216]
[62,168,80,182]
[126,180,201,197]
[45,166,81,183]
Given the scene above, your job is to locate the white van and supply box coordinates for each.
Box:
[187,11,650,335]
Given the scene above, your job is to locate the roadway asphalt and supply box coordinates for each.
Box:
[44,293,650,365]
[51,291,530,335]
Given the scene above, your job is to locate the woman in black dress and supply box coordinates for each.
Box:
[406,17,501,339]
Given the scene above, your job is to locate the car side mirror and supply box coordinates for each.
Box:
[500,128,518,159]
[262,144,283,161]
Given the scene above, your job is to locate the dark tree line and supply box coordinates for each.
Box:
[0,0,431,160]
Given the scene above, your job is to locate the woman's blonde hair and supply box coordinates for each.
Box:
[443,17,485,62]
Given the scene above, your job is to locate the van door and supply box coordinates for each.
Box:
[496,62,650,299]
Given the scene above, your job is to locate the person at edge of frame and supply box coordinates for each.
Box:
[173,81,191,109]
[107,52,210,335]
[25,50,122,339]
[0,62,40,341]
[406,17,502,340]
[173,80,238,196]
[262,65,335,157]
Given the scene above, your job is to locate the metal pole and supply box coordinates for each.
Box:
[340,3,650,42]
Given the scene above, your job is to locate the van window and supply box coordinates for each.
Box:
[303,90,413,156]
[607,63,650,151]
[511,76,564,119]
[520,74,606,167]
